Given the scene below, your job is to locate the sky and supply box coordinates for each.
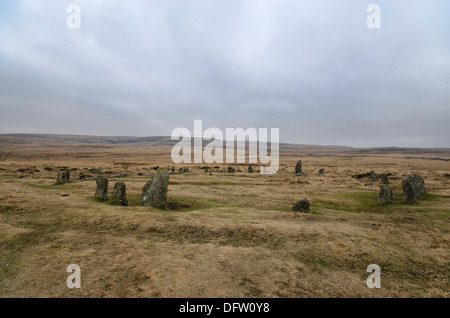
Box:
[0,0,449,147]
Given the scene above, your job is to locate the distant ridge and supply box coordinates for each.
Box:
[1,133,449,157]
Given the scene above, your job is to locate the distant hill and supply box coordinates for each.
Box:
[1,133,449,157]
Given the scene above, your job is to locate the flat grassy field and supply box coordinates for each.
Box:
[0,136,449,297]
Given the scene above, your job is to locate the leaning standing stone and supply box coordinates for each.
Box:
[377,185,393,204]
[402,173,425,201]
[295,160,303,175]
[95,176,109,201]
[111,181,128,206]
[292,198,310,212]
[141,167,169,209]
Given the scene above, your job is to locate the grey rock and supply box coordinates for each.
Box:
[295,160,303,175]
[380,173,389,184]
[402,173,425,201]
[183,167,190,173]
[369,170,378,181]
[109,172,128,178]
[227,167,236,173]
[89,169,103,174]
[95,176,109,201]
[111,181,128,206]
[56,172,64,184]
[377,184,393,204]
[141,167,169,209]
[292,198,310,212]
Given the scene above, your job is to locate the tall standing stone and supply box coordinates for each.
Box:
[95,176,109,201]
[295,160,303,175]
[111,181,128,206]
[402,173,425,201]
[141,167,169,209]
[65,170,71,182]
[377,185,393,204]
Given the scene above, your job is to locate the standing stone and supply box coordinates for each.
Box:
[141,167,169,209]
[111,181,128,206]
[248,166,253,173]
[402,173,425,201]
[227,167,236,173]
[377,185,393,204]
[380,173,389,184]
[292,198,310,212]
[205,167,209,173]
[62,171,67,183]
[295,160,303,175]
[56,172,64,184]
[319,168,324,176]
[95,176,109,201]
[65,170,71,182]
[369,170,378,181]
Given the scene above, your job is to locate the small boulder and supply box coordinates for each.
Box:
[377,185,393,204]
[227,167,236,173]
[292,198,310,212]
[95,176,109,201]
[402,173,425,201]
[319,168,324,176]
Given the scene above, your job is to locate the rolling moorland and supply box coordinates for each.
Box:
[0,134,449,297]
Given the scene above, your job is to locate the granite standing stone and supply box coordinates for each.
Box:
[402,173,425,201]
[111,181,128,206]
[141,167,169,209]
[295,160,303,175]
[95,176,109,201]
[377,184,393,204]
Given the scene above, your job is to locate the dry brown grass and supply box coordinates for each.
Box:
[0,136,449,298]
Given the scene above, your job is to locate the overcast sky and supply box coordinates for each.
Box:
[0,0,449,147]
